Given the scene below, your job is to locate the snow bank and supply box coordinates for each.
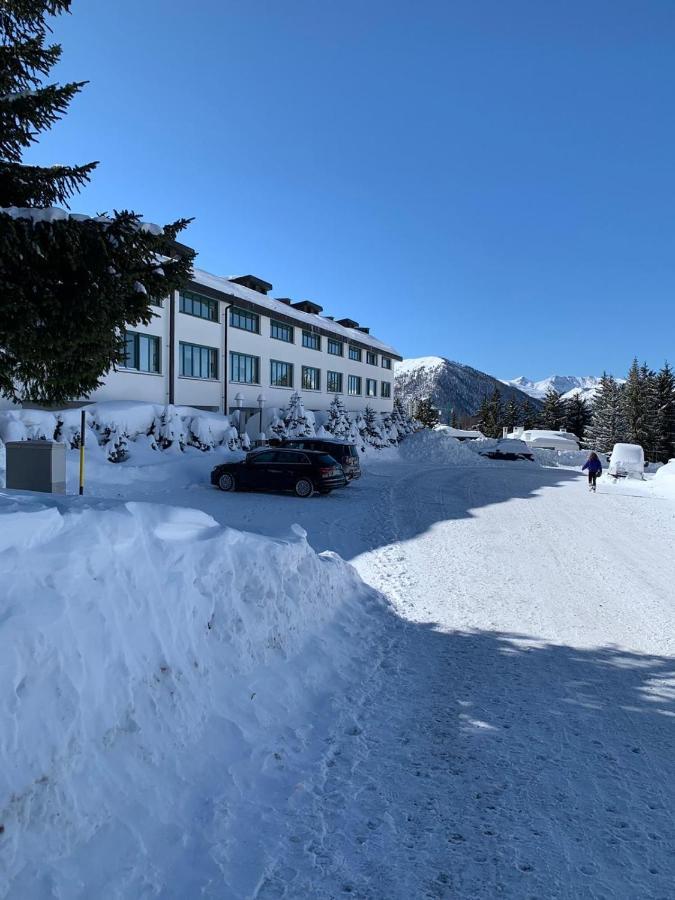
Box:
[397,428,489,465]
[652,459,675,499]
[0,495,385,897]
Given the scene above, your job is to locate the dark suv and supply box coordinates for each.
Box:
[211,448,347,497]
[280,438,361,480]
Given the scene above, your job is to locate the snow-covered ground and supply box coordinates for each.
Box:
[2,433,674,897]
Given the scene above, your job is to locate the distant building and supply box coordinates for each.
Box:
[87,268,401,429]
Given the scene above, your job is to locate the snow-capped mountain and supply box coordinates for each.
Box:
[395,356,539,421]
[502,375,604,403]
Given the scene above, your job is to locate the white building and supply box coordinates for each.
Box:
[87,268,401,431]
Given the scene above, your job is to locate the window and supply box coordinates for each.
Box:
[122,331,160,373]
[366,350,378,366]
[381,357,392,370]
[327,371,343,393]
[302,366,321,391]
[327,338,343,356]
[302,330,321,351]
[349,346,362,362]
[180,342,218,379]
[230,307,260,333]
[270,359,293,388]
[348,375,362,396]
[366,378,377,397]
[381,381,392,398]
[271,320,294,343]
[179,290,218,322]
[230,352,260,384]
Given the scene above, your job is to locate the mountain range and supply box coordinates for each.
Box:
[394,356,540,421]
[501,375,605,403]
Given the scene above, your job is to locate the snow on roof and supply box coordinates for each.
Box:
[191,268,400,357]
[1,206,164,234]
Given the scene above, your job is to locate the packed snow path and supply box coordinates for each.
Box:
[242,464,675,899]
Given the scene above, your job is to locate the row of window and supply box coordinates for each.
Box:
[223,302,392,368]
[230,351,391,397]
[121,333,392,397]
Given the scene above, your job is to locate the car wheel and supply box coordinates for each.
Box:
[294,478,314,498]
[218,473,236,492]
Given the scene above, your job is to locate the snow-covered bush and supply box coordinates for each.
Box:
[153,405,187,452]
[324,395,352,439]
[284,392,314,438]
[106,428,129,463]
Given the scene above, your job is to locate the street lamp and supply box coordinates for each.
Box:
[234,392,244,434]
[257,393,266,442]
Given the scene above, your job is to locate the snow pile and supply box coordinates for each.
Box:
[651,459,675,499]
[0,494,386,897]
[397,428,489,466]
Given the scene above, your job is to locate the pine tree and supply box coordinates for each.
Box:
[539,388,566,430]
[476,387,503,438]
[654,362,675,462]
[324,394,352,439]
[0,1,194,404]
[585,373,626,452]
[414,397,440,429]
[450,409,458,428]
[503,398,520,430]
[622,359,659,457]
[564,393,591,441]
[520,397,537,429]
[283,391,314,438]
[363,405,386,447]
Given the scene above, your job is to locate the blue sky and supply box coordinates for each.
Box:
[28,0,675,379]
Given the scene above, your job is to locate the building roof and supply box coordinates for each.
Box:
[190,267,401,359]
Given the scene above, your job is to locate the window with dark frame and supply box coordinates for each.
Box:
[230,352,260,384]
[366,378,377,397]
[348,374,362,396]
[302,330,321,351]
[348,346,362,362]
[381,357,392,370]
[327,338,344,356]
[179,341,218,379]
[270,359,294,388]
[230,307,260,333]
[122,331,161,373]
[302,366,321,391]
[366,350,378,366]
[271,320,294,343]
[381,381,392,398]
[327,371,343,393]
[179,290,219,322]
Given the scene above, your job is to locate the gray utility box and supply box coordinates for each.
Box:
[5,441,67,494]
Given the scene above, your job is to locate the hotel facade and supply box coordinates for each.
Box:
[88,268,402,431]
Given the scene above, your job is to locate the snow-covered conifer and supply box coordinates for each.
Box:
[585,373,627,452]
[324,395,352,439]
[283,392,314,438]
[0,1,194,405]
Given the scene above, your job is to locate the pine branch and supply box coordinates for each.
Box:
[0,80,87,160]
[0,160,98,207]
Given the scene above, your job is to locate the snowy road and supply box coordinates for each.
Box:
[245,463,675,899]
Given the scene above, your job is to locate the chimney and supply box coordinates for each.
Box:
[292,300,323,315]
[229,275,273,295]
[337,317,359,329]
[356,326,370,334]
[276,297,293,306]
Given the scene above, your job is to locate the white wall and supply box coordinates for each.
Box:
[84,287,397,418]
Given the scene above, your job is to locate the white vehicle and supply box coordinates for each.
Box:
[607,443,645,480]
[508,429,580,451]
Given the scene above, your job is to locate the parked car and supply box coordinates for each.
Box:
[479,439,534,461]
[280,438,361,480]
[607,443,645,480]
[211,448,347,497]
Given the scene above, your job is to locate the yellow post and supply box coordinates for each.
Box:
[79,409,85,495]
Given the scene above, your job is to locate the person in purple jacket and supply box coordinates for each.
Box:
[582,451,603,492]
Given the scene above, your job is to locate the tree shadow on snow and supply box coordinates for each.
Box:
[197,463,583,559]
